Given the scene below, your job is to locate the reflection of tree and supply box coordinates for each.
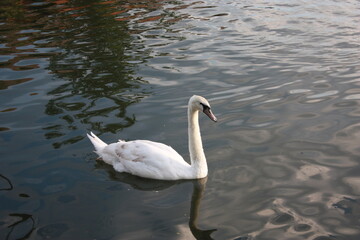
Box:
[1,0,190,148]
[43,0,153,148]
[0,175,36,240]
[41,0,193,148]
[5,213,36,240]
[0,0,24,21]
[0,174,13,191]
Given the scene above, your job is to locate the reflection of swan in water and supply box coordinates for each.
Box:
[189,178,217,240]
[96,161,217,239]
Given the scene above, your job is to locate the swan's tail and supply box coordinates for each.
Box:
[87,132,107,153]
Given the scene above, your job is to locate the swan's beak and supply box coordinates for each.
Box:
[203,108,217,122]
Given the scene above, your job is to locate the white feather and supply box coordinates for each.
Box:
[87,95,217,180]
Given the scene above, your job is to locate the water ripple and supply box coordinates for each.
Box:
[1,0,360,239]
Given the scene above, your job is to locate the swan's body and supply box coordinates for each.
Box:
[87,95,217,180]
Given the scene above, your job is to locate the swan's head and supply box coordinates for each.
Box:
[189,95,217,122]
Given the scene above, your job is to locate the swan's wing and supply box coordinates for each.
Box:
[135,140,184,159]
[103,140,191,180]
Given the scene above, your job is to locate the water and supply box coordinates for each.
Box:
[1,0,360,239]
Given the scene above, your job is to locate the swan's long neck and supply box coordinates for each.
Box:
[188,106,208,178]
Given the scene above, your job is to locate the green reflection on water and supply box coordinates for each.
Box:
[41,0,155,147]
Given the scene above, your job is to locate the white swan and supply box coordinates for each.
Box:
[87,95,217,180]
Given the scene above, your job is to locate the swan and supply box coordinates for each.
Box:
[87,95,217,180]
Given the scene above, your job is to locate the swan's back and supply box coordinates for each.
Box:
[98,139,193,180]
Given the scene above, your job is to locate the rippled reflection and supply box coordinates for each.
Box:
[0,0,190,147]
[42,0,154,147]
[96,160,217,239]
[0,175,36,240]
[1,0,360,239]
[0,174,13,191]
[189,178,218,240]
[4,213,36,240]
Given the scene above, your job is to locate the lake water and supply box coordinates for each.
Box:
[1,0,360,239]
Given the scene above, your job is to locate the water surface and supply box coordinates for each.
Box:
[1,0,360,239]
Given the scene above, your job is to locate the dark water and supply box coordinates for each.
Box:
[1,0,360,239]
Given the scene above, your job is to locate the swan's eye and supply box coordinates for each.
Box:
[200,103,210,110]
